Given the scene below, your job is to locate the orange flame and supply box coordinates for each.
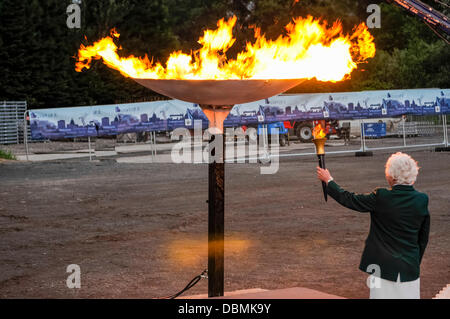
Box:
[75,15,375,81]
[110,28,120,38]
[313,124,326,139]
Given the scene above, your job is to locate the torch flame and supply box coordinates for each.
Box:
[313,123,326,139]
[75,15,375,81]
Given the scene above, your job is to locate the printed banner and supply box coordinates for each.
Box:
[30,88,450,140]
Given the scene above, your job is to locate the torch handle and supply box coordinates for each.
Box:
[318,155,328,202]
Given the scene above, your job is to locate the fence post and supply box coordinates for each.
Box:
[265,125,269,153]
[402,116,407,147]
[148,131,152,160]
[360,120,366,152]
[88,136,92,161]
[150,131,155,161]
[15,104,19,144]
[260,124,266,153]
[23,110,29,161]
[444,114,448,147]
[154,131,157,156]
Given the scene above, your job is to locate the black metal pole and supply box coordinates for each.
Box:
[208,134,224,297]
[318,154,328,202]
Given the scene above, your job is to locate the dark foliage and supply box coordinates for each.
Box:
[0,0,448,108]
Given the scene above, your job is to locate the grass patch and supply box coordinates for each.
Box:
[0,149,16,160]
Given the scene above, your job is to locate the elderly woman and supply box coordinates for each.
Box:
[317,152,430,299]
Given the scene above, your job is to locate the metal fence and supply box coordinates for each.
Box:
[11,112,449,162]
[0,101,27,145]
[359,114,448,153]
[267,114,449,161]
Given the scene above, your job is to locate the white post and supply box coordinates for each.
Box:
[402,117,407,147]
[258,124,268,161]
[265,125,268,154]
[263,124,269,158]
[23,110,29,161]
[153,131,157,156]
[443,114,448,147]
[151,131,155,161]
[88,136,92,161]
[360,120,366,152]
[148,131,153,159]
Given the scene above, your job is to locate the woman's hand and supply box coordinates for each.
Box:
[316,167,333,184]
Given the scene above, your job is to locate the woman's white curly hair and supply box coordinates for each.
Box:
[385,152,420,185]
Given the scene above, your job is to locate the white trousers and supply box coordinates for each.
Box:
[369,274,420,299]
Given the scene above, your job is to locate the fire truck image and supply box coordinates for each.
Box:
[284,119,340,143]
[242,97,342,145]
[244,119,340,147]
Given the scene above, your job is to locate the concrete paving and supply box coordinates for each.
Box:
[16,141,317,162]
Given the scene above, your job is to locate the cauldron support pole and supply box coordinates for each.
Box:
[208,133,225,297]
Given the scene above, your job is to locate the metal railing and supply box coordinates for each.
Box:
[0,101,27,145]
[360,115,448,152]
[261,114,449,161]
[17,113,449,162]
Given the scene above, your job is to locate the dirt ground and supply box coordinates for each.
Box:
[0,150,449,299]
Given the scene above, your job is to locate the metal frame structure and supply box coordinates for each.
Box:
[0,101,27,145]
[391,0,450,36]
[231,115,449,162]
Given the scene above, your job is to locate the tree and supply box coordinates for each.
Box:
[0,1,31,102]
[0,0,448,108]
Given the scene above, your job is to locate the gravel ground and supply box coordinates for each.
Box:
[0,150,449,298]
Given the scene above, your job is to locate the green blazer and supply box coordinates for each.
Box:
[326,180,430,282]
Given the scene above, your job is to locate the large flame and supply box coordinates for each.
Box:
[313,123,326,139]
[75,16,375,81]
